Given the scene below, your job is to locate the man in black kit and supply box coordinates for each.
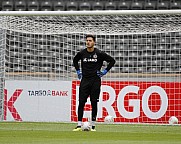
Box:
[73,34,115,131]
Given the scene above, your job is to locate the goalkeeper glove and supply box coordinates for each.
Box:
[97,69,108,78]
[76,70,82,80]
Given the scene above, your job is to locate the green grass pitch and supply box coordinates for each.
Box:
[0,122,181,144]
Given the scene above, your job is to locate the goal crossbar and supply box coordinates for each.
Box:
[0,10,181,16]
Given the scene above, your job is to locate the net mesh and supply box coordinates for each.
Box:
[1,14,181,34]
[0,11,181,123]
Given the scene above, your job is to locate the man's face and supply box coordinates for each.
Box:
[86,37,95,48]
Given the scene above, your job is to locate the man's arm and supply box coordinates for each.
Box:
[73,52,81,71]
[102,52,116,72]
[97,51,115,78]
[73,52,82,79]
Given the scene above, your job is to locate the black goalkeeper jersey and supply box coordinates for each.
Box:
[73,48,115,78]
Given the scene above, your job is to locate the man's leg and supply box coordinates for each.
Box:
[73,101,86,131]
[77,100,86,125]
[73,78,89,131]
[90,77,101,131]
[91,100,97,131]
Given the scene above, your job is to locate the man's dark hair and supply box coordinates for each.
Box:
[86,34,96,42]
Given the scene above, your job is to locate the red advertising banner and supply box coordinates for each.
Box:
[71,81,181,124]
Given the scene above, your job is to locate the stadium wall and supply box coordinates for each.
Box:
[4,80,181,124]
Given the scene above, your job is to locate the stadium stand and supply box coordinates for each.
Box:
[1,0,181,76]
[2,0,14,11]
[118,0,130,10]
[79,0,91,11]
[131,0,143,10]
[143,0,156,9]
[169,0,181,9]
[14,0,26,11]
[157,0,169,9]
[1,0,180,11]
[4,30,180,75]
[27,0,39,11]
[53,1,65,11]
[66,0,79,11]
[92,0,104,10]
[40,0,52,11]
[105,0,117,10]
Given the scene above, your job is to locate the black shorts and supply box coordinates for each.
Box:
[79,76,101,103]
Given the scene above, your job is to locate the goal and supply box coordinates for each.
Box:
[0,10,181,124]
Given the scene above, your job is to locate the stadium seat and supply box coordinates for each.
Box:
[121,67,135,73]
[15,0,26,11]
[141,51,152,59]
[156,45,167,51]
[92,1,104,10]
[119,38,130,44]
[144,0,156,10]
[9,43,21,51]
[105,1,117,10]
[22,43,36,52]
[26,65,39,72]
[130,38,143,44]
[128,51,139,59]
[55,65,65,73]
[22,36,34,43]
[142,45,155,51]
[115,51,127,58]
[39,66,52,72]
[39,58,52,66]
[110,67,121,73]
[170,44,180,53]
[177,60,181,66]
[163,60,177,67]
[26,58,37,65]
[36,35,48,44]
[8,35,19,43]
[161,67,173,73]
[147,67,160,73]
[51,51,61,58]
[173,67,180,73]
[150,60,163,66]
[157,37,170,44]
[118,0,130,10]
[79,1,91,11]
[136,59,148,66]
[66,0,78,11]
[142,38,152,44]
[13,57,24,65]
[53,1,65,11]
[27,0,39,11]
[2,0,14,11]
[134,67,147,73]
[157,0,169,10]
[40,0,52,11]
[169,0,181,9]
[155,51,166,59]
[63,50,72,59]
[14,65,25,72]
[123,58,135,67]
[23,49,34,59]
[171,38,179,44]
[166,51,179,60]
[131,0,143,10]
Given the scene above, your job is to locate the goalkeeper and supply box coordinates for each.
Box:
[73,34,115,131]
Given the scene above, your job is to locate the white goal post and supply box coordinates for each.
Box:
[0,10,181,124]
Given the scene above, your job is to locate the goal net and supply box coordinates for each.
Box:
[0,10,181,124]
